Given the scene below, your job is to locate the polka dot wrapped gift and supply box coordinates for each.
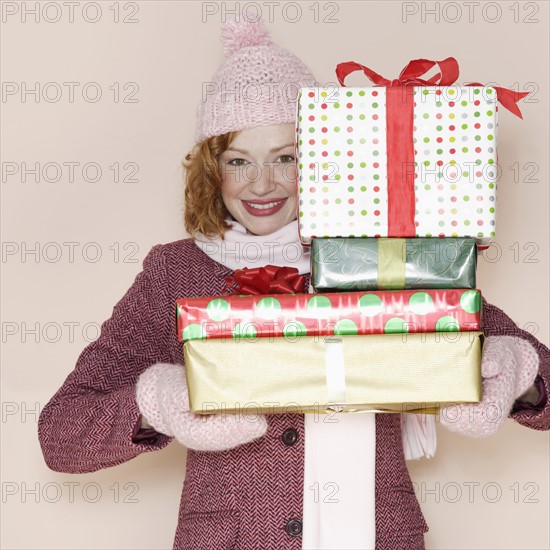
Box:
[296,58,528,247]
[176,288,482,342]
[296,85,502,246]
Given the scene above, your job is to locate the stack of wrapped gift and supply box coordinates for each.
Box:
[177,59,527,415]
[177,287,482,414]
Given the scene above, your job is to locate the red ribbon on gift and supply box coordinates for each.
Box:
[225,265,306,295]
[335,57,529,237]
[336,57,460,88]
[335,58,529,118]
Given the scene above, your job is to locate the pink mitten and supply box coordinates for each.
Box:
[440,336,539,437]
[136,363,268,451]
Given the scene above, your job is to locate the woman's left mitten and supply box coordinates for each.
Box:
[440,336,539,437]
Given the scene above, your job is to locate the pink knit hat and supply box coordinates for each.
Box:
[195,16,317,142]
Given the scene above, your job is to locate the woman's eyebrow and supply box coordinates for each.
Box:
[223,147,249,155]
[269,143,294,153]
[224,143,294,156]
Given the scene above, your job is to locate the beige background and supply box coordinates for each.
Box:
[1,1,548,548]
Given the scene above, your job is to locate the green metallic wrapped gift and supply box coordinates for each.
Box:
[311,237,477,291]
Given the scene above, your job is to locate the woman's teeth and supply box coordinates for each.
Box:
[246,200,284,210]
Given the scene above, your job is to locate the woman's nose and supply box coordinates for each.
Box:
[247,162,277,195]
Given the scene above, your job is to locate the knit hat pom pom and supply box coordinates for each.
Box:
[221,17,272,57]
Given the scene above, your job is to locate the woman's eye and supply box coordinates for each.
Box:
[277,154,295,164]
[228,158,247,166]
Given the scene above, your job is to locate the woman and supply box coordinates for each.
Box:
[38,16,549,550]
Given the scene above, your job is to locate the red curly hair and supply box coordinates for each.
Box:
[183,132,238,238]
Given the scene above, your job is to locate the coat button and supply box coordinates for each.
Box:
[285,518,303,536]
[281,428,299,446]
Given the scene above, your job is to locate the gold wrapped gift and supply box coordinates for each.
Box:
[184,332,483,415]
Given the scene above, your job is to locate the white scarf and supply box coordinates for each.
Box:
[194,220,311,275]
[194,219,435,549]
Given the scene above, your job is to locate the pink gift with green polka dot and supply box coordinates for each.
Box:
[176,289,481,341]
[296,86,498,247]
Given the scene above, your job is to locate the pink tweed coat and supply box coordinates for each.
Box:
[38,239,550,550]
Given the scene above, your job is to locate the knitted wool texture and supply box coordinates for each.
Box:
[440,335,539,437]
[136,363,268,451]
[195,17,317,142]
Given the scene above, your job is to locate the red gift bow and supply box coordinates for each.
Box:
[336,57,529,118]
[225,265,306,295]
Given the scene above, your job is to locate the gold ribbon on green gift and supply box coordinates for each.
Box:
[377,238,407,289]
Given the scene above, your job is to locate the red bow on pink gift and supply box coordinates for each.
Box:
[336,57,529,118]
[225,265,307,295]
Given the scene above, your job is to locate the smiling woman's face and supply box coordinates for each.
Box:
[218,123,297,236]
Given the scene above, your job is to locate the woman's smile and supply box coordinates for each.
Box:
[241,197,289,216]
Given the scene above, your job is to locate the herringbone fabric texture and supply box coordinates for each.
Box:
[38,239,550,549]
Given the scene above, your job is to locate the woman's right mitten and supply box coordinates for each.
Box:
[136,363,268,451]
